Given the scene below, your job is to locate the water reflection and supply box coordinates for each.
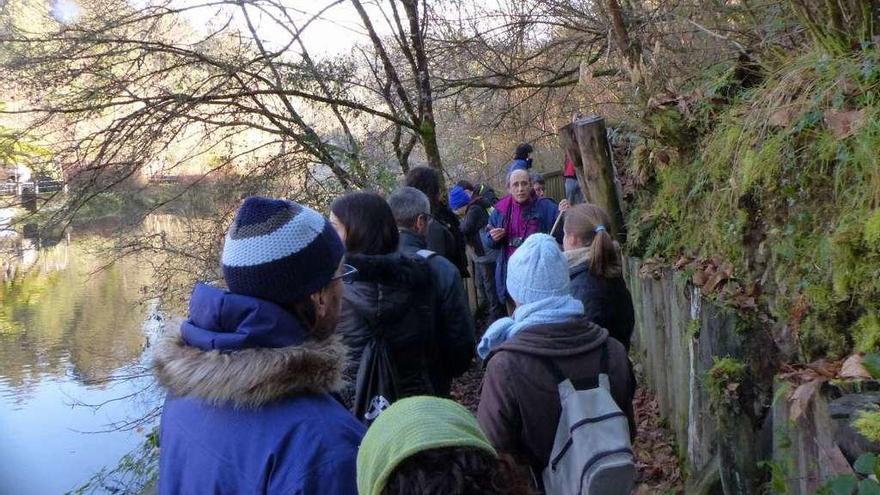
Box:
[0,225,161,494]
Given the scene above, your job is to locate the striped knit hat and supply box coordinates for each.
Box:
[221,196,345,306]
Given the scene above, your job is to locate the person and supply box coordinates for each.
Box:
[530,172,548,199]
[476,234,635,484]
[481,168,561,310]
[329,192,457,420]
[507,142,534,173]
[386,186,475,395]
[563,151,585,205]
[405,167,469,279]
[562,203,635,350]
[449,183,505,323]
[356,396,533,495]
[154,197,365,495]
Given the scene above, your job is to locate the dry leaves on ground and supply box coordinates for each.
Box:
[632,387,685,494]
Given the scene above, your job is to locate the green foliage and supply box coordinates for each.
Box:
[626,47,880,360]
[862,353,880,378]
[853,411,880,442]
[759,459,789,494]
[819,453,880,495]
[854,315,880,353]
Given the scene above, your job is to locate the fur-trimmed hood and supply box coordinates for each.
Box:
[153,328,346,408]
[152,283,347,408]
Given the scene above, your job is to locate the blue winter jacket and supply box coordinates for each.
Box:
[481,195,560,303]
[154,283,365,495]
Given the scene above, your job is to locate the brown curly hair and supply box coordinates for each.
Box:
[381,447,535,495]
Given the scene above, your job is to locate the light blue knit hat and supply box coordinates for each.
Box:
[506,233,570,305]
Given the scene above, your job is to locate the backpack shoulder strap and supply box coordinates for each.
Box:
[492,348,603,391]
[416,249,436,260]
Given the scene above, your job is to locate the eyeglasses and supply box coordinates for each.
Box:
[331,264,359,283]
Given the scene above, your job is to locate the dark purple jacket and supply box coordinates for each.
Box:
[477,317,635,474]
[154,284,365,495]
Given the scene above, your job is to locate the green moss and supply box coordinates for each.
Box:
[626,47,880,360]
[706,357,747,412]
[687,318,701,339]
[853,411,880,442]
[853,313,880,353]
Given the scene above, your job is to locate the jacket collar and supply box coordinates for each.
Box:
[398,228,427,251]
[490,316,608,359]
[565,247,591,271]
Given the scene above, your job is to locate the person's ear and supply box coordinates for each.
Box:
[416,214,428,233]
[310,288,328,319]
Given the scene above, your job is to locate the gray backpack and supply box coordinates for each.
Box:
[541,344,635,495]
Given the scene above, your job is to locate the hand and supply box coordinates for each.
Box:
[489,227,506,242]
[559,199,570,212]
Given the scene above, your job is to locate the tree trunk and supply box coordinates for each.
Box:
[401,0,445,185]
[564,116,627,241]
[606,0,643,86]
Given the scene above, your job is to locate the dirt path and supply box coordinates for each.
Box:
[449,364,684,494]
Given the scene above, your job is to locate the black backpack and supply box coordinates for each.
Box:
[350,251,438,424]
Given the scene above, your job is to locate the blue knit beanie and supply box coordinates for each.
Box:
[448,185,470,211]
[506,233,570,305]
[221,196,344,306]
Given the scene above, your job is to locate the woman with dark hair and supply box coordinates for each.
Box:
[329,192,399,255]
[405,166,470,278]
[330,192,444,422]
[357,397,534,495]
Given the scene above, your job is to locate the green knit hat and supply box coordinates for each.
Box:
[356,396,497,495]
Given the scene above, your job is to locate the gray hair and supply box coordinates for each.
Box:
[507,168,531,187]
[387,186,430,228]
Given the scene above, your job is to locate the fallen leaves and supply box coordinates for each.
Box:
[839,354,872,380]
[825,109,866,139]
[632,387,685,494]
[779,353,878,422]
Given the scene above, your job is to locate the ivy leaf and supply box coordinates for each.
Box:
[859,479,880,495]
[854,453,877,475]
[829,475,856,495]
[862,353,880,379]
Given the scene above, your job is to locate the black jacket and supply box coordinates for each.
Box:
[428,205,470,278]
[399,229,476,393]
[569,263,635,350]
[459,196,490,258]
[337,253,439,407]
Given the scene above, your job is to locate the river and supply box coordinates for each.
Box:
[0,221,167,494]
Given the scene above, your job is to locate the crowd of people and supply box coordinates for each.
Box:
[153,143,636,495]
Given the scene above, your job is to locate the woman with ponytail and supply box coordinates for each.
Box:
[562,204,635,350]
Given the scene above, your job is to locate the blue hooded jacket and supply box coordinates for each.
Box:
[154,283,365,495]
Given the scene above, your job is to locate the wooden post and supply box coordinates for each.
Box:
[559,116,626,241]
